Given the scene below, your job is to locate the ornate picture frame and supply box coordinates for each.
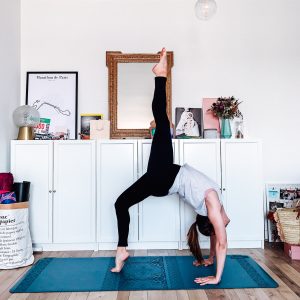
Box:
[106,51,173,139]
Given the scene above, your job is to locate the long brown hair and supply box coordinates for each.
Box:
[187,215,214,263]
[187,221,204,263]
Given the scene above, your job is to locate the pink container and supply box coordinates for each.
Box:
[284,243,300,260]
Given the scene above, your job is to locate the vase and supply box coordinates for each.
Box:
[221,118,232,138]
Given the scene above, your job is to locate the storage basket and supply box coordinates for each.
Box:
[274,207,300,245]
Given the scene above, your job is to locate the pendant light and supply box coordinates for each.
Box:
[195,0,217,21]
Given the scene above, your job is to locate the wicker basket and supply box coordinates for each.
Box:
[274,207,300,245]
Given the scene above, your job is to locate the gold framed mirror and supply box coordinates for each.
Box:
[106,51,173,139]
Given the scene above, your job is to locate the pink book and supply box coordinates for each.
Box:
[202,98,220,133]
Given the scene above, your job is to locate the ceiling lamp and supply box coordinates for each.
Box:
[195,0,217,21]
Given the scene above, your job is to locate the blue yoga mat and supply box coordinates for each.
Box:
[10,255,278,293]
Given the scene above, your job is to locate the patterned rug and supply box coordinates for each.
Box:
[10,255,278,292]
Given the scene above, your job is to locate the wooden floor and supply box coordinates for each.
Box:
[1,243,300,300]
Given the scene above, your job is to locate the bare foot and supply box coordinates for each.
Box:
[193,257,214,267]
[193,260,202,267]
[152,47,167,77]
[111,249,129,272]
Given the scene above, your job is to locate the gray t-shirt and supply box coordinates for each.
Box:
[168,163,222,216]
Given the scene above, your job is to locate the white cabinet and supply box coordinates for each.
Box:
[53,141,96,244]
[11,140,96,250]
[221,140,264,248]
[11,139,264,250]
[137,140,180,248]
[11,141,53,244]
[97,140,138,249]
[179,140,221,248]
[178,139,263,249]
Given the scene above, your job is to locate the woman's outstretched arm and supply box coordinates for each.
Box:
[194,192,227,285]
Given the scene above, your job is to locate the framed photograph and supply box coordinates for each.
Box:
[26,72,78,139]
[265,182,300,242]
[175,107,203,138]
[80,114,103,139]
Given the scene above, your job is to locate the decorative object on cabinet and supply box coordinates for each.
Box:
[80,114,103,139]
[202,98,220,135]
[234,118,244,138]
[203,128,218,139]
[106,51,173,139]
[221,118,232,139]
[52,126,70,140]
[13,105,40,140]
[34,117,50,140]
[26,72,78,139]
[90,120,110,140]
[195,0,217,21]
[208,96,242,139]
[175,108,202,138]
[149,120,175,139]
[265,183,300,242]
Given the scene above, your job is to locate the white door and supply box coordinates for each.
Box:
[138,140,180,243]
[53,141,96,243]
[221,140,264,244]
[179,140,221,247]
[97,140,138,244]
[10,140,53,244]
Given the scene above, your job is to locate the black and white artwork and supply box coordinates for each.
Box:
[175,107,202,138]
[26,72,78,139]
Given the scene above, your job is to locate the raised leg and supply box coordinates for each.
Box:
[147,49,173,173]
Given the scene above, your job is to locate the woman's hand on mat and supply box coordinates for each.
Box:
[194,276,220,285]
[193,257,214,267]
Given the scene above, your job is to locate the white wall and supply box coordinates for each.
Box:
[20,0,300,181]
[0,0,20,171]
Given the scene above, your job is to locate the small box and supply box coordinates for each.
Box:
[284,243,300,260]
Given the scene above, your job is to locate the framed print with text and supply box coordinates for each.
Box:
[26,72,78,139]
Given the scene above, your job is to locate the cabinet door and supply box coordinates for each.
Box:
[53,141,96,243]
[97,141,138,243]
[179,140,221,246]
[221,140,264,243]
[138,140,180,243]
[10,141,53,244]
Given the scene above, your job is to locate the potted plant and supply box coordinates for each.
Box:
[208,96,243,138]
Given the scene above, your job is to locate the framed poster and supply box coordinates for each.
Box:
[26,72,78,139]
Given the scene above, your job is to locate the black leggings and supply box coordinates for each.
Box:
[115,77,180,247]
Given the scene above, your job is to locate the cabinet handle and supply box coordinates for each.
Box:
[222,188,226,191]
[49,190,52,193]
[53,190,56,193]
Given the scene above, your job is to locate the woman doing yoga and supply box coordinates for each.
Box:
[112,48,230,286]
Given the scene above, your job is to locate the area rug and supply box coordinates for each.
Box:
[10,255,278,292]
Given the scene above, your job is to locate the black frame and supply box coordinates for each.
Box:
[25,71,78,139]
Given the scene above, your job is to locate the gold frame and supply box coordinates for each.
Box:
[106,51,174,139]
